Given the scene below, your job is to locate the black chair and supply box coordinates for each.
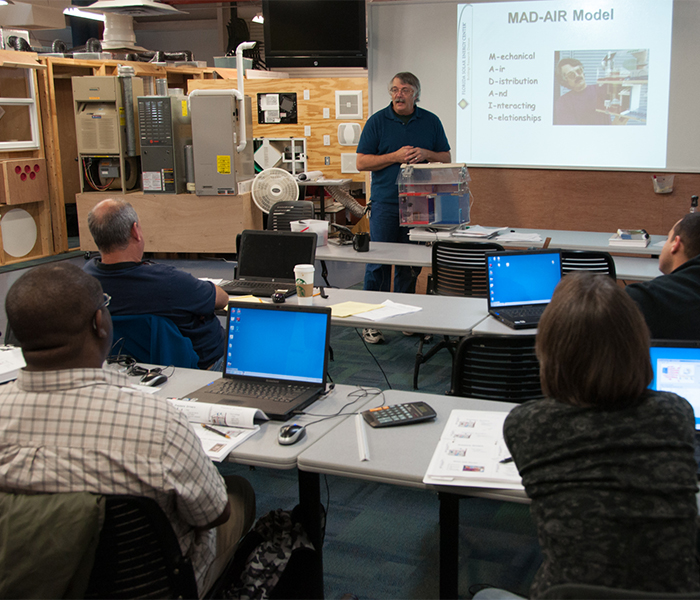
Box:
[111,314,200,369]
[448,333,543,402]
[561,249,617,279]
[267,200,315,231]
[413,240,505,390]
[85,495,201,599]
[267,199,332,287]
[540,583,700,599]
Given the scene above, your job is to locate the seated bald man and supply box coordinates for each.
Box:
[0,263,255,596]
[84,198,228,370]
[625,213,700,340]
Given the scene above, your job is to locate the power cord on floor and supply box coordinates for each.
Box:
[354,328,392,389]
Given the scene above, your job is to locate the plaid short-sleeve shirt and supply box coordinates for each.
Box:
[0,368,229,591]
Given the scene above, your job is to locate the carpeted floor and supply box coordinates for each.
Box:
[219,324,542,599]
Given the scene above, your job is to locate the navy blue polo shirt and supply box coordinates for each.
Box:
[357,104,450,205]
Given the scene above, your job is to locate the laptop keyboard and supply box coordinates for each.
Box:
[213,380,312,403]
[500,305,546,318]
[222,281,292,296]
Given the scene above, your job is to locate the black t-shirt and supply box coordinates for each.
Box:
[625,255,700,340]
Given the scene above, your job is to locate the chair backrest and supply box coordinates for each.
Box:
[267,200,315,231]
[85,495,199,600]
[540,583,700,599]
[0,491,104,599]
[449,334,543,402]
[561,249,617,280]
[430,241,505,298]
[111,314,200,369]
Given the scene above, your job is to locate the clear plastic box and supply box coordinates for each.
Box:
[396,163,470,227]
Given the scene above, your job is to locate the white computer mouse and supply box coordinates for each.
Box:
[277,423,306,445]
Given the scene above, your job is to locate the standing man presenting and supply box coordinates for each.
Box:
[356,72,451,344]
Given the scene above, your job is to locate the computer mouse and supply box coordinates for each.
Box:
[141,372,168,387]
[277,423,306,445]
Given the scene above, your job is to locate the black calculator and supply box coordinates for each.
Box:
[361,401,437,428]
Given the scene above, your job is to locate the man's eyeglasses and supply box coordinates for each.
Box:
[92,293,111,332]
[98,293,111,311]
[390,86,414,97]
[562,66,584,82]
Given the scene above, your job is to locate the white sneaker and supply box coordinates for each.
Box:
[362,328,384,344]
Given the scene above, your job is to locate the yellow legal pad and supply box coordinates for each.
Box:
[330,301,383,318]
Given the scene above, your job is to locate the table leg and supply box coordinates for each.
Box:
[298,468,324,547]
[298,469,324,596]
[439,491,460,599]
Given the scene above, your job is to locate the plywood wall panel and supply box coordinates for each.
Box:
[77,192,263,253]
[187,77,368,181]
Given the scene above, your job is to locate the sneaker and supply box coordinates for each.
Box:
[362,328,384,344]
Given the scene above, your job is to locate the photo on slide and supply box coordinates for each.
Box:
[553,49,649,126]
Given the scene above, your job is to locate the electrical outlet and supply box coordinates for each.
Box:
[323,108,330,118]
[304,126,311,136]
[323,135,330,146]
[324,157,330,165]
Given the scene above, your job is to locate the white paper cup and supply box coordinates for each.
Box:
[294,264,315,305]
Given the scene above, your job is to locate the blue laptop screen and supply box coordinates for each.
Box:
[649,344,700,430]
[225,305,328,383]
[488,252,562,308]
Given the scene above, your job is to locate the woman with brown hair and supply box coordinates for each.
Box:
[503,272,700,597]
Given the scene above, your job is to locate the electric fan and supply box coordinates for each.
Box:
[250,168,300,213]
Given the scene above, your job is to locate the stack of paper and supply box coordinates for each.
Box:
[330,299,422,321]
[451,226,508,239]
[609,229,650,248]
[423,409,523,490]
[0,346,25,384]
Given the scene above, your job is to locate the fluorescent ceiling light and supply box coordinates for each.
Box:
[252,12,264,24]
[0,1,9,7]
[63,7,105,21]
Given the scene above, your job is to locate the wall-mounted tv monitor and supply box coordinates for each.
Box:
[262,0,367,68]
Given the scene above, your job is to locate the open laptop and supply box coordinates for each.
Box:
[649,340,700,476]
[221,230,317,298]
[649,340,700,430]
[486,250,562,329]
[186,301,331,420]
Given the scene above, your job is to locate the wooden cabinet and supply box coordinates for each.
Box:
[37,56,230,255]
[0,51,52,266]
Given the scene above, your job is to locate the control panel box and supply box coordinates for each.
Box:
[190,94,254,196]
[72,75,143,193]
[138,95,192,194]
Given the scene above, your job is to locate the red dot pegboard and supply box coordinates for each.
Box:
[1,158,49,205]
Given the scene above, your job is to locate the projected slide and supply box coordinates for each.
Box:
[456,0,673,169]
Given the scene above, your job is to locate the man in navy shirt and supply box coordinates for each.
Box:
[356,72,451,343]
[84,199,228,369]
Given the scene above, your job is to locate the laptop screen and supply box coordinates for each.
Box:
[649,340,700,430]
[487,251,562,308]
[237,230,317,280]
[225,302,330,384]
